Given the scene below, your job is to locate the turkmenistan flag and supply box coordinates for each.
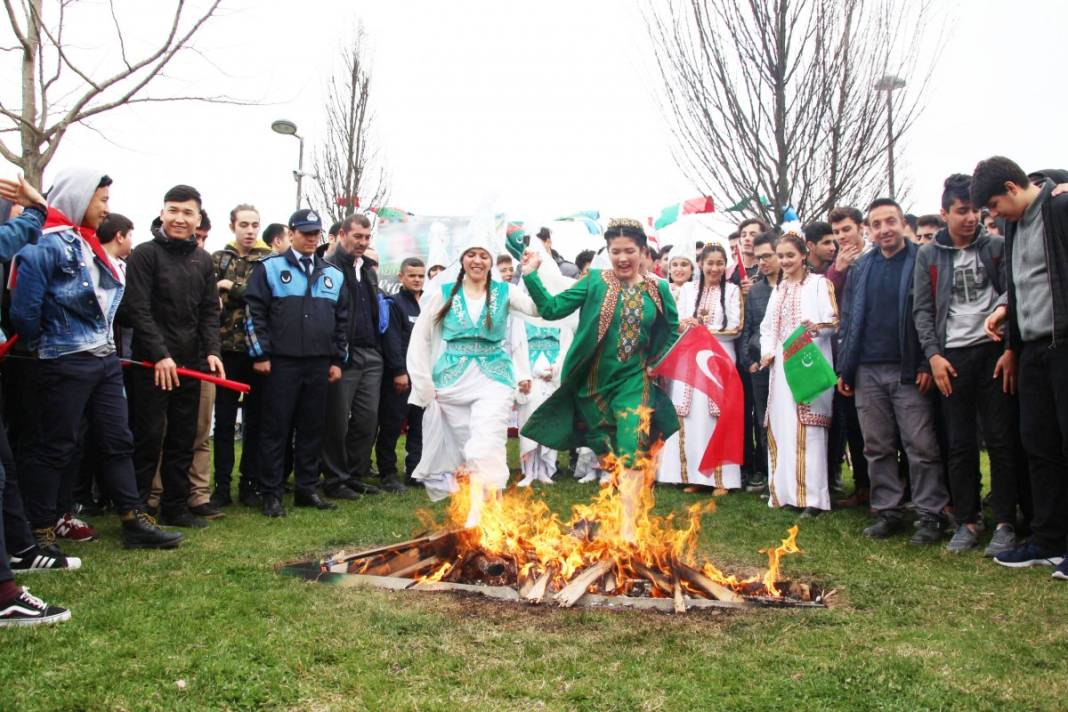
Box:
[782,325,837,404]
[653,196,714,229]
[505,222,526,260]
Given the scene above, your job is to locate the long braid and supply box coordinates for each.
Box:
[719,273,728,329]
[693,267,706,319]
[435,269,466,324]
[484,276,493,330]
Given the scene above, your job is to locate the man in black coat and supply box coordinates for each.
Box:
[122,184,224,528]
[376,257,425,487]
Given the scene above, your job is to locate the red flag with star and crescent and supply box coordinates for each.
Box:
[651,324,744,470]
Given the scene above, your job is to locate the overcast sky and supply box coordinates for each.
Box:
[2,0,1065,252]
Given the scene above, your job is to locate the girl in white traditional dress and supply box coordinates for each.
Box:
[516,321,574,486]
[658,242,744,492]
[758,233,838,515]
[667,253,695,303]
[408,236,540,527]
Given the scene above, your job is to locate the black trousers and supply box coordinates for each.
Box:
[739,364,756,477]
[0,380,34,579]
[375,381,423,479]
[830,390,869,490]
[131,367,199,516]
[21,353,142,528]
[942,342,1029,526]
[751,370,770,479]
[259,356,330,499]
[1017,338,1068,551]
[213,351,264,495]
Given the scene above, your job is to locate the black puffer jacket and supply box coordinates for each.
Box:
[121,229,221,368]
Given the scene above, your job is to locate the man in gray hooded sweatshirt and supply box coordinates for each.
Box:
[10,167,182,554]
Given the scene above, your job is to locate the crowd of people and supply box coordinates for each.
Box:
[0,154,1065,627]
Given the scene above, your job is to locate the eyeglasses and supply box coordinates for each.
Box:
[755,253,776,262]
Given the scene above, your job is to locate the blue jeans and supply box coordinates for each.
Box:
[20,352,142,528]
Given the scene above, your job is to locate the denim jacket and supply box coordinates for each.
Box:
[10,229,123,359]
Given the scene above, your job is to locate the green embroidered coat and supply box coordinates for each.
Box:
[521,269,680,467]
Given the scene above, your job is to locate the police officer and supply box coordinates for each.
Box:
[244,209,348,517]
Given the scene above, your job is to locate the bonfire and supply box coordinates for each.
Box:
[284,452,827,612]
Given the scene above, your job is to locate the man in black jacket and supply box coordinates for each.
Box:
[122,184,224,528]
[320,214,402,496]
[375,257,425,487]
[245,209,348,517]
[973,158,1068,576]
[739,232,779,493]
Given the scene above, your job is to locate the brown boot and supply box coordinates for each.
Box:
[835,487,870,509]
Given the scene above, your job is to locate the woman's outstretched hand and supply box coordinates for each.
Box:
[521,248,542,273]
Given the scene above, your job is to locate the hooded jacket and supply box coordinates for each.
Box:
[1002,170,1068,348]
[212,241,272,353]
[9,168,122,358]
[836,240,927,387]
[912,226,1006,359]
[120,227,222,367]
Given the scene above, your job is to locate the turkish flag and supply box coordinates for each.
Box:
[651,325,744,470]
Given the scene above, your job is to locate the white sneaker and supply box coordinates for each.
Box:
[536,473,554,485]
[516,475,535,488]
[577,473,598,484]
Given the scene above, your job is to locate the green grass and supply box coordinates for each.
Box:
[2,441,1066,711]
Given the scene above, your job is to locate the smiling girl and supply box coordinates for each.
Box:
[659,243,744,492]
[758,233,838,515]
[407,235,537,527]
[520,218,679,541]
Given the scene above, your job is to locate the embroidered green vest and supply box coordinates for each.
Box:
[432,280,514,389]
[525,322,561,365]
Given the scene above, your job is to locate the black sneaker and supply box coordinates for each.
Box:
[863,516,904,539]
[744,477,767,493]
[909,517,945,546]
[0,587,70,627]
[209,488,233,508]
[239,490,263,508]
[800,507,824,518]
[379,476,408,494]
[189,502,226,520]
[262,496,285,518]
[121,511,184,549]
[323,483,361,501]
[9,546,82,572]
[346,478,383,495]
[160,510,209,529]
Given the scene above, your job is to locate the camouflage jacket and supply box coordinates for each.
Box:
[212,242,272,353]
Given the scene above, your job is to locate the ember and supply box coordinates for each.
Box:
[281,456,828,611]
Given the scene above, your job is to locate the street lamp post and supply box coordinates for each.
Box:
[874,75,906,200]
[271,119,305,210]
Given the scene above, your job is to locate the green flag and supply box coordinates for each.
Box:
[782,325,837,404]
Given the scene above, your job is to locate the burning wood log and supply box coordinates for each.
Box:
[365,548,422,577]
[632,561,673,595]
[554,560,613,608]
[392,555,441,579]
[672,579,687,614]
[673,561,745,603]
[472,554,508,578]
[524,566,555,603]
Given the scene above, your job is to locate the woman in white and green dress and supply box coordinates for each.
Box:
[516,323,573,486]
[758,233,838,515]
[658,242,744,491]
[407,236,537,526]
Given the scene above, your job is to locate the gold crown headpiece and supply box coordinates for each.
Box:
[606,217,645,231]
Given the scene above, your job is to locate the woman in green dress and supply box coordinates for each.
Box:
[519,218,679,540]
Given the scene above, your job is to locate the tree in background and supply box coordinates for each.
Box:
[0,0,234,187]
[646,0,938,225]
[313,23,390,225]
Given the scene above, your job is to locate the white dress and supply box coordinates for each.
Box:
[759,274,838,510]
[517,323,574,483]
[658,281,744,488]
[407,281,539,504]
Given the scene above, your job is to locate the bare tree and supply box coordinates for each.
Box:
[0,0,237,187]
[313,24,389,225]
[645,0,938,225]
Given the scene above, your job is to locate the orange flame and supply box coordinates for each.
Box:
[416,449,803,598]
